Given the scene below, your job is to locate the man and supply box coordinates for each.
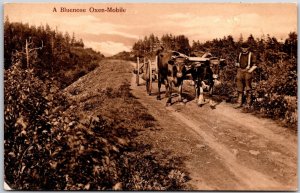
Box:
[235,42,257,108]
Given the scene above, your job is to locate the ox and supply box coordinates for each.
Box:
[186,52,226,106]
[202,55,226,96]
[156,51,187,106]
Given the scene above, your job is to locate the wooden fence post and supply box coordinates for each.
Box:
[148,59,152,94]
[155,55,158,74]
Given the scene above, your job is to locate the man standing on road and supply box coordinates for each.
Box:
[235,42,257,109]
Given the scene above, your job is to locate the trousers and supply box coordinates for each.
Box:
[236,68,252,92]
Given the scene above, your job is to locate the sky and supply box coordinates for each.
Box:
[4,3,297,56]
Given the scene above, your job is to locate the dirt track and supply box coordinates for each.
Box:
[128,60,297,191]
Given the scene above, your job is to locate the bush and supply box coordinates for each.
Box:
[251,58,297,128]
[5,63,188,190]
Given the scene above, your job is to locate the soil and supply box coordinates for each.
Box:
[128,60,297,191]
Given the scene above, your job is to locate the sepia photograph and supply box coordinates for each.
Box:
[3,2,297,191]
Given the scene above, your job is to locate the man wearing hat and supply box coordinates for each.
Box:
[235,42,257,108]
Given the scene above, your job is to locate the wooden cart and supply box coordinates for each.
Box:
[135,56,158,95]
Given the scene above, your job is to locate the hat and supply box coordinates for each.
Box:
[241,42,249,48]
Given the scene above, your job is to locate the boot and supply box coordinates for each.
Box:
[197,93,205,106]
[244,91,252,110]
[234,92,243,108]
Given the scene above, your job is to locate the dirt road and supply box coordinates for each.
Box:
[129,61,297,191]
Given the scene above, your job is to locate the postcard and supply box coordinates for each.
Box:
[3,2,297,191]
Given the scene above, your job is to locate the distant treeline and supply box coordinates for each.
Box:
[4,16,105,88]
[109,51,135,61]
[132,32,297,60]
[132,34,190,57]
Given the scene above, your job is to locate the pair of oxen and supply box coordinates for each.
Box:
[156,50,226,106]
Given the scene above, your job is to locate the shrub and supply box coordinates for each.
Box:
[5,63,188,190]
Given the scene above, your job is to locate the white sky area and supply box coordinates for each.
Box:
[4,3,297,56]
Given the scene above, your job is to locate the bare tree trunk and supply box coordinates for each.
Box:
[26,39,29,68]
[51,36,54,73]
[136,57,140,86]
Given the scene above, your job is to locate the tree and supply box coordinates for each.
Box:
[4,16,12,69]
[238,33,243,44]
[284,32,297,58]
[64,32,71,45]
[71,32,76,46]
[161,34,175,50]
[4,19,104,87]
[247,34,257,49]
[174,35,190,55]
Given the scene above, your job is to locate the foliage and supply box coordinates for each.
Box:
[132,33,191,57]
[252,58,297,126]
[4,62,188,190]
[109,51,136,61]
[4,17,104,88]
